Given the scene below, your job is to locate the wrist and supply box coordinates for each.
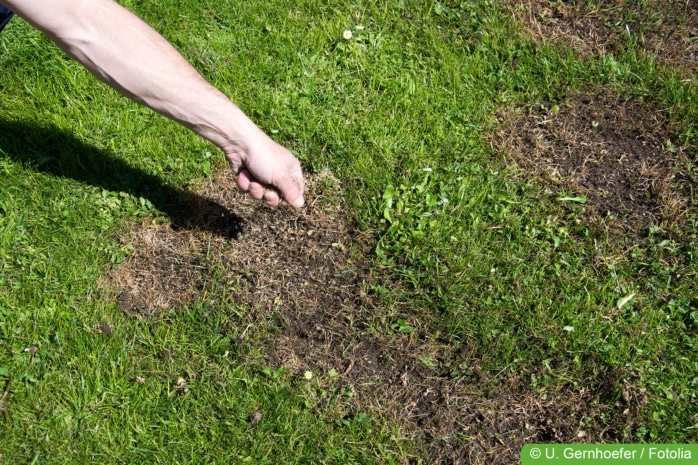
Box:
[183,89,264,162]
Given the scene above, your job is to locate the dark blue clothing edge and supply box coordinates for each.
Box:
[0,3,14,33]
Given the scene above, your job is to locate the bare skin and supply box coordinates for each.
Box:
[2,0,304,208]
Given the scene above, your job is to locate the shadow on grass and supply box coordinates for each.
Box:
[0,118,244,239]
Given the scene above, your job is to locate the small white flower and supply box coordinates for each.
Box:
[438,198,449,205]
[355,25,365,30]
[304,371,313,380]
[422,167,433,172]
[343,30,353,40]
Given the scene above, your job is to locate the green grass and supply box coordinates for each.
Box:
[1,0,697,462]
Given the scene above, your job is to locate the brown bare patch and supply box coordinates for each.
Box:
[107,167,644,462]
[503,0,698,77]
[287,338,644,463]
[111,224,208,316]
[416,374,644,464]
[493,89,697,238]
[107,168,360,316]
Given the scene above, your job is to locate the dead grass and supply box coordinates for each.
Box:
[502,0,698,79]
[112,227,207,315]
[492,88,697,238]
[107,168,362,315]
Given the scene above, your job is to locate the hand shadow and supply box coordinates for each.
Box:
[0,118,245,239]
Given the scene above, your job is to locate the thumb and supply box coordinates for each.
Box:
[275,172,305,208]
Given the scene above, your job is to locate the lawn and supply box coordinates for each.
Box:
[1,0,696,463]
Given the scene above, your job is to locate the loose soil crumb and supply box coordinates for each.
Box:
[108,167,645,463]
[502,0,698,78]
[493,88,697,238]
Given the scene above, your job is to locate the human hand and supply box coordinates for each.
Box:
[223,132,305,208]
[5,0,305,208]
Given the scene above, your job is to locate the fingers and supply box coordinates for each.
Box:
[228,135,305,208]
[236,168,251,191]
[262,189,281,207]
[236,167,304,208]
[236,168,283,207]
[237,169,263,200]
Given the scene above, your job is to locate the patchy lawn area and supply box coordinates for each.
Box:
[1,0,696,463]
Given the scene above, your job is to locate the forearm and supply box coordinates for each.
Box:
[4,0,259,152]
[5,0,305,207]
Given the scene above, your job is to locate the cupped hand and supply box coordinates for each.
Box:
[223,132,305,208]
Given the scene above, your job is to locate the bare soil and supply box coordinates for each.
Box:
[493,88,697,239]
[503,0,698,78]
